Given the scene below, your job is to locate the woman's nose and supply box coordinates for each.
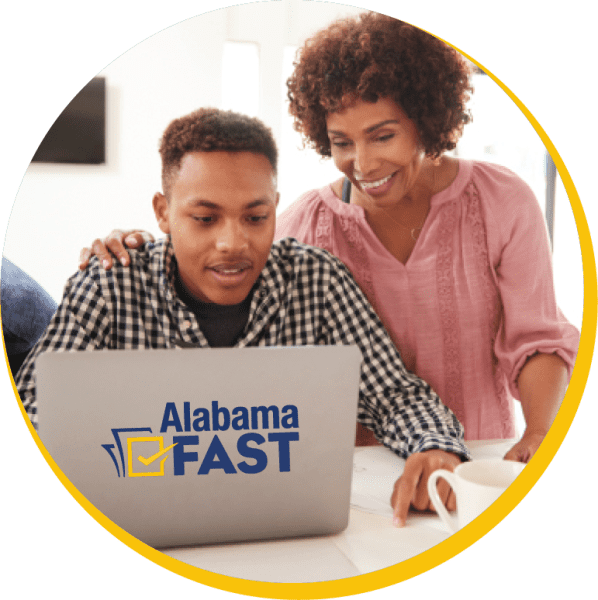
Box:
[353,143,379,177]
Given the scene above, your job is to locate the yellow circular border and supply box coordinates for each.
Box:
[3,16,596,600]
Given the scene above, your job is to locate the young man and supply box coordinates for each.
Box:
[17,107,469,526]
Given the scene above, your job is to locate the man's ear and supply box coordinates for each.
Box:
[153,192,170,234]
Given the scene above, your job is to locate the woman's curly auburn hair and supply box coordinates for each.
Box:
[287,12,473,159]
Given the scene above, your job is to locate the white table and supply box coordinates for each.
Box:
[164,439,514,583]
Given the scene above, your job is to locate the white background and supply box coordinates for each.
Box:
[1,1,595,598]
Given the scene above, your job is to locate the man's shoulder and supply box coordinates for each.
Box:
[270,237,343,263]
[67,238,168,294]
[268,238,353,281]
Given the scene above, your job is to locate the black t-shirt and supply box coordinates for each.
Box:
[174,272,252,348]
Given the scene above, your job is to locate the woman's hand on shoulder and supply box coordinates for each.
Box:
[78,229,155,270]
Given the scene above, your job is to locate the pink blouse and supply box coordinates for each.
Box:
[276,159,579,440]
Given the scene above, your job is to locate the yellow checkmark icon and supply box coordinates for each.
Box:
[137,442,178,466]
[127,436,178,477]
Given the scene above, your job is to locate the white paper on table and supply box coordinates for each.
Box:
[349,441,515,517]
[350,447,405,516]
[468,439,514,460]
[334,510,451,572]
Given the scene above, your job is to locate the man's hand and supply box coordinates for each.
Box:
[79,229,155,270]
[391,450,462,527]
[503,431,545,463]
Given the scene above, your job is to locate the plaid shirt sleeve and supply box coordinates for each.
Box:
[318,254,470,461]
[16,268,112,428]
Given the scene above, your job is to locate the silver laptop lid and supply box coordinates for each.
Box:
[36,346,362,548]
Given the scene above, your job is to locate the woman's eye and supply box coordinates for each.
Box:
[247,215,268,224]
[375,133,395,143]
[330,139,351,148]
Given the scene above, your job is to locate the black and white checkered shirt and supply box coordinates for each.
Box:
[17,237,469,459]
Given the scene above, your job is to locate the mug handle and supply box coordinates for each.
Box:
[427,469,459,534]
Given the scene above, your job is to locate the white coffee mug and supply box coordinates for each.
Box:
[427,459,525,533]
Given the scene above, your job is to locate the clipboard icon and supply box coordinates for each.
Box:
[127,436,177,477]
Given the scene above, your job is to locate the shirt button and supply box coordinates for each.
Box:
[182,320,192,329]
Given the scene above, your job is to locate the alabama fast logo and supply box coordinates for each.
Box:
[102,401,300,478]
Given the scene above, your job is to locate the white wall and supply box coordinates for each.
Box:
[5,10,224,301]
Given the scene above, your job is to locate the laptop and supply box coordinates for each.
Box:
[36,345,362,549]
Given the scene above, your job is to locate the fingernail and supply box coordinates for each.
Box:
[120,257,128,266]
[126,236,138,246]
[393,517,404,528]
[103,259,110,269]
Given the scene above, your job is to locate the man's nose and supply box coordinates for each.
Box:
[215,220,249,253]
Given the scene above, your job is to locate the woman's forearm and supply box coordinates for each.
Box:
[516,352,569,435]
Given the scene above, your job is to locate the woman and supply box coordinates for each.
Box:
[81,12,579,462]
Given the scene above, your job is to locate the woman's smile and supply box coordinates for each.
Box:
[356,170,399,195]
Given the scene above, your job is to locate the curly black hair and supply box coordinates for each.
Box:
[287,12,473,159]
[159,107,278,194]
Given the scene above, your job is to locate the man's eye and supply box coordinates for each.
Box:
[192,216,214,224]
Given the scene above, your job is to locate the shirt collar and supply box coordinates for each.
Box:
[155,236,291,340]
